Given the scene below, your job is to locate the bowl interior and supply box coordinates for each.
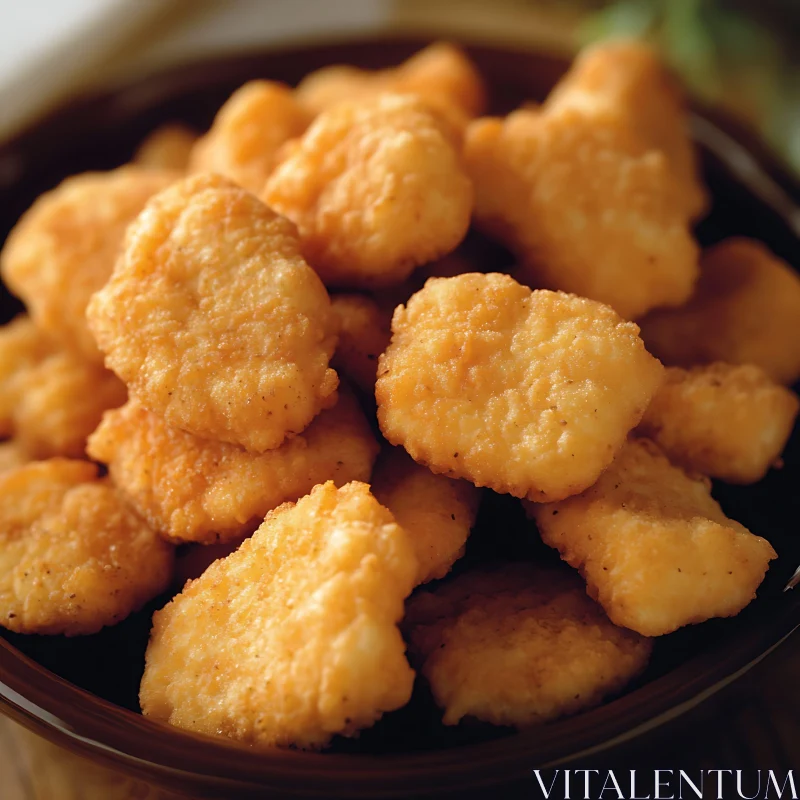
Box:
[0,35,799,797]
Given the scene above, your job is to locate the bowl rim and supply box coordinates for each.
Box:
[1,37,800,797]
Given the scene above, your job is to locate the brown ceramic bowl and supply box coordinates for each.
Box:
[1,37,799,800]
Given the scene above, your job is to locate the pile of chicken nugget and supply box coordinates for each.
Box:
[0,40,798,750]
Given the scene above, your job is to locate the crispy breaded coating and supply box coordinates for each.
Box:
[640,238,800,385]
[12,350,127,459]
[296,42,486,121]
[140,481,417,748]
[0,316,127,458]
[173,538,247,588]
[87,387,378,543]
[528,439,777,636]
[135,124,198,170]
[405,563,652,727]
[464,107,699,319]
[637,363,799,484]
[372,446,480,584]
[189,81,311,194]
[87,173,339,453]
[263,93,473,289]
[0,316,55,437]
[545,40,707,220]
[330,294,391,394]
[0,442,31,474]
[376,274,663,502]
[0,168,179,362]
[0,459,173,635]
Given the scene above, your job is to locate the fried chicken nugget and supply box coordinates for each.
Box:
[0,316,127,458]
[0,442,31,474]
[296,42,486,121]
[263,93,473,289]
[330,294,391,394]
[377,274,663,502]
[0,459,173,635]
[140,481,417,748]
[464,107,699,320]
[545,40,707,220]
[135,124,198,170]
[639,238,800,385]
[404,563,652,727]
[637,363,799,484]
[87,387,379,544]
[87,173,339,453]
[0,316,54,437]
[372,446,481,584]
[527,439,777,636]
[188,81,311,194]
[1,168,179,362]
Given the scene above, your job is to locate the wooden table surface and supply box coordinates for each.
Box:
[1,633,798,799]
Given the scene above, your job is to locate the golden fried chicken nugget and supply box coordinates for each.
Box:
[12,350,127,459]
[296,42,486,121]
[173,538,247,588]
[189,81,311,194]
[377,274,663,502]
[140,481,417,748]
[87,173,339,452]
[263,93,473,289]
[372,446,480,584]
[545,40,707,219]
[1,168,179,362]
[330,294,391,394]
[0,459,173,635]
[528,439,777,636]
[464,107,699,319]
[405,563,651,727]
[637,363,799,484]
[0,316,55,437]
[88,387,378,544]
[0,442,31,474]
[135,124,198,170]
[640,238,800,385]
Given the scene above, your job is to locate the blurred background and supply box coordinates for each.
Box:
[1,0,799,171]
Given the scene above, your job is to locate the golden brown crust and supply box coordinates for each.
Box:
[140,481,417,748]
[372,446,480,584]
[87,173,339,452]
[377,274,663,501]
[1,168,179,361]
[637,363,799,483]
[88,387,379,543]
[135,124,198,170]
[0,459,173,635]
[528,439,777,636]
[640,238,800,384]
[405,563,652,726]
[263,93,473,289]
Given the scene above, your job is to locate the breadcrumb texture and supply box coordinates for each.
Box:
[140,481,417,749]
[376,274,663,501]
[372,446,480,584]
[528,439,777,636]
[0,459,173,635]
[0,316,127,458]
[545,40,707,219]
[296,42,486,121]
[87,173,339,452]
[330,294,391,394]
[637,363,799,484]
[405,563,652,727]
[88,387,379,544]
[464,107,698,319]
[189,81,311,193]
[640,238,800,385]
[135,124,198,170]
[263,93,473,289]
[0,167,179,361]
